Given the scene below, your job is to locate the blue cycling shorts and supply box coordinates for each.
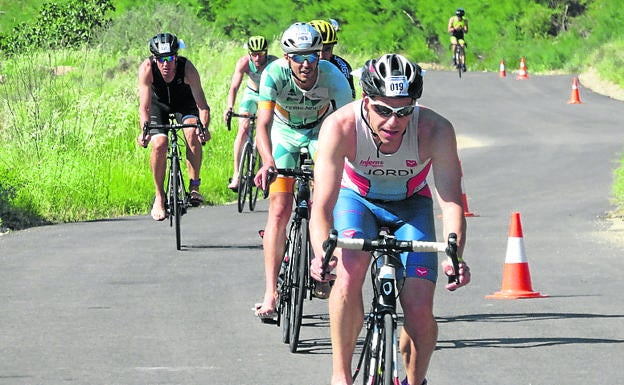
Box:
[333,188,438,283]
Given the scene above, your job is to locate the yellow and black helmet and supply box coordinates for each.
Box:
[309,20,338,45]
[247,35,268,52]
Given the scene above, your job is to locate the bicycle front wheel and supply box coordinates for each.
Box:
[289,218,309,353]
[248,149,260,211]
[381,313,397,384]
[237,142,252,213]
[171,157,182,250]
[280,233,296,344]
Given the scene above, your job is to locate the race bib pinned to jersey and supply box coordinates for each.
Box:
[158,43,172,54]
[385,75,409,97]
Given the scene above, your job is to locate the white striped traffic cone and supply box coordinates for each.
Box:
[486,212,547,299]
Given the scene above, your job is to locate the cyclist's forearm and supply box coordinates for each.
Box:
[199,107,210,129]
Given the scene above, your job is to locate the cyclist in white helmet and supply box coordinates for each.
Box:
[310,53,471,385]
[252,22,352,320]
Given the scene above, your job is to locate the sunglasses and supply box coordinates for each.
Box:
[369,100,415,118]
[289,53,319,64]
[156,55,176,63]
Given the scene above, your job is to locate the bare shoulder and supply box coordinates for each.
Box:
[138,58,151,75]
[417,105,457,158]
[237,55,250,69]
[320,101,358,158]
[138,58,153,83]
[324,101,357,135]
[418,105,453,132]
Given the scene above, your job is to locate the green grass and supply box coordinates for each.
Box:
[0,0,623,230]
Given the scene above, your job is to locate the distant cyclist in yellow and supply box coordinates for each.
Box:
[224,36,278,191]
[448,8,468,72]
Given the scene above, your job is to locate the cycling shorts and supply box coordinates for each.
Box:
[149,100,199,136]
[238,87,260,115]
[450,36,466,46]
[268,119,319,194]
[333,188,438,283]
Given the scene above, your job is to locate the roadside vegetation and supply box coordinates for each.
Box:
[0,0,622,230]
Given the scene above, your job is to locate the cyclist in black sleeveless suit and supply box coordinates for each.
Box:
[137,32,211,221]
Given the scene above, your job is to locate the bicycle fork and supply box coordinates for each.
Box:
[366,254,400,384]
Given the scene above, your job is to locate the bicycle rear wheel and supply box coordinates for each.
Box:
[289,218,309,353]
[237,142,252,213]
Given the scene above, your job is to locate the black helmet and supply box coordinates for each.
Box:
[149,33,180,57]
[359,54,423,99]
[456,8,465,17]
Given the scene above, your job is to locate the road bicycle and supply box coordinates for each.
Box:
[142,114,206,250]
[322,229,460,384]
[226,111,260,213]
[274,148,314,353]
[453,42,466,79]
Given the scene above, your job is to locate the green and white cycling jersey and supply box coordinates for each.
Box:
[258,58,352,168]
[258,58,352,129]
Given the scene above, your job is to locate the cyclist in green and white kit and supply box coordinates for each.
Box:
[252,22,352,319]
[224,35,278,191]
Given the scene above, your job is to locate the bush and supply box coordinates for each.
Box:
[0,0,115,55]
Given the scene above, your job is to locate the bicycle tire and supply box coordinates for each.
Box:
[289,218,308,353]
[237,141,252,213]
[248,150,260,211]
[381,313,396,385]
[171,157,182,250]
[280,227,297,344]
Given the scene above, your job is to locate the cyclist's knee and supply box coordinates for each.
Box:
[151,136,168,152]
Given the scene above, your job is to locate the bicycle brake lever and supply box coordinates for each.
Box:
[141,122,149,148]
[262,167,277,199]
[321,230,338,281]
[446,233,460,285]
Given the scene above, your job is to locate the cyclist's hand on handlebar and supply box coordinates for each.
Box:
[254,163,277,192]
[137,132,150,148]
[196,123,210,144]
[223,108,232,124]
[442,259,471,291]
[311,254,337,283]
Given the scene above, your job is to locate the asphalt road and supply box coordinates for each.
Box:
[2,69,624,385]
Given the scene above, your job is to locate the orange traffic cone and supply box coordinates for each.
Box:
[567,76,582,104]
[486,212,547,299]
[516,58,529,80]
[460,161,478,217]
[499,59,506,77]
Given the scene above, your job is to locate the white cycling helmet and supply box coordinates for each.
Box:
[280,22,323,54]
